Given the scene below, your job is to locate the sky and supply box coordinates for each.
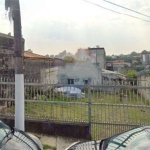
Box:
[0,0,150,56]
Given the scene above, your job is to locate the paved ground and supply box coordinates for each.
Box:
[56,137,78,150]
[31,133,78,150]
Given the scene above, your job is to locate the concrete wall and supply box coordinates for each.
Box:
[89,48,106,69]
[1,118,91,140]
[137,75,150,101]
[42,61,102,85]
[41,67,59,84]
[75,48,106,70]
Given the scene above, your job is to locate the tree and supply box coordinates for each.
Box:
[141,50,148,54]
[63,56,75,62]
[122,68,137,79]
[130,51,138,56]
[106,56,113,61]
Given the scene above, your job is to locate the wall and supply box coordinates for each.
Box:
[137,75,150,101]
[89,48,106,69]
[41,61,102,85]
[58,61,102,85]
[1,118,91,140]
[41,67,59,84]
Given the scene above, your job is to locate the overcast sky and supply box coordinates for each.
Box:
[0,0,150,56]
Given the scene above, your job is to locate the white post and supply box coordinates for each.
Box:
[15,74,24,131]
[5,0,25,131]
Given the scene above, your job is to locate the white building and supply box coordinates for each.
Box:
[41,61,102,85]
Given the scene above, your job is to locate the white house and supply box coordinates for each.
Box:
[41,61,102,85]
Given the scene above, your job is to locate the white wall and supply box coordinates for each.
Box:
[58,61,102,85]
[41,67,59,84]
[41,61,102,85]
[137,75,150,101]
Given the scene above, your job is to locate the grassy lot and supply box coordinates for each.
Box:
[5,89,150,139]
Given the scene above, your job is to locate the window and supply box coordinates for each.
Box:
[68,79,74,84]
[83,80,88,85]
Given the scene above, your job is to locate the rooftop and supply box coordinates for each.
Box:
[24,51,49,59]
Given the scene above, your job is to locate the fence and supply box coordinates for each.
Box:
[0,77,150,140]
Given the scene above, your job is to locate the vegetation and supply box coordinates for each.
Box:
[121,68,137,79]
[63,56,75,62]
[43,144,56,150]
[7,88,150,139]
[106,50,149,73]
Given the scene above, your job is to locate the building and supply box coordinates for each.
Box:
[106,61,114,71]
[41,59,126,87]
[41,61,102,85]
[24,50,65,81]
[75,46,106,69]
[140,50,150,66]
[0,32,65,80]
[88,47,106,69]
[0,32,25,77]
[111,60,131,72]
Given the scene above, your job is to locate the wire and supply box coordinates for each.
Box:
[103,0,150,18]
[83,0,150,23]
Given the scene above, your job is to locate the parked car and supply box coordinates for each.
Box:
[54,86,85,98]
[0,120,43,150]
[66,126,150,150]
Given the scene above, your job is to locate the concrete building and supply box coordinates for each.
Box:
[88,47,106,69]
[141,50,150,66]
[75,47,106,69]
[110,60,131,73]
[0,32,65,80]
[41,61,102,85]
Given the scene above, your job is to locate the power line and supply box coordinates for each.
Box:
[103,0,150,18]
[83,0,150,23]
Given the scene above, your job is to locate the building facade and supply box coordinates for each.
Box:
[41,61,102,85]
[75,47,106,69]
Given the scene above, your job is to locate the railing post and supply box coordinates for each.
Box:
[88,78,92,140]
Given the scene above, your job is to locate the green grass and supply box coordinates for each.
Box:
[5,89,150,140]
[43,144,56,150]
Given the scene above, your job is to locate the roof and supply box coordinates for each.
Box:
[24,51,64,62]
[24,51,49,59]
[102,69,126,80]
[88,47,105,50]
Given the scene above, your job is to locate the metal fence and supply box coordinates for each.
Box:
[0,77,150,140]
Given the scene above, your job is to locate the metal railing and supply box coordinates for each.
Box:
[0,77,150,140]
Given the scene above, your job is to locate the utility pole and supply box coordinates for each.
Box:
[5,0,24,131]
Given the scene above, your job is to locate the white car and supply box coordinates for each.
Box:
[54,86,85,98]
[66,126,150,150]
[0,120,43,150]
